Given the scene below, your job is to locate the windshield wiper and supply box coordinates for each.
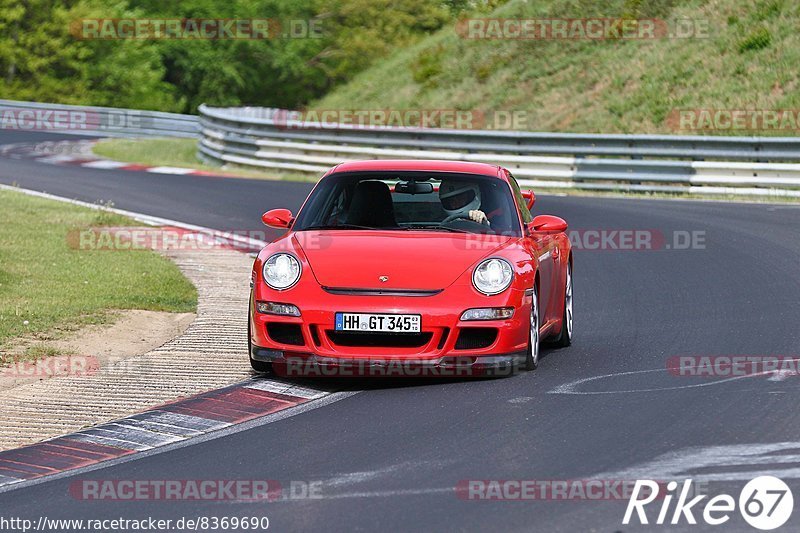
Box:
[302,223,380,231]
[408,225,472,234]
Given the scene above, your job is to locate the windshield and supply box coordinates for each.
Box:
[292,171,522,236]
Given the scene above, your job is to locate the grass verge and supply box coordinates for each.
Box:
[0,188,197,353]
[92,138,315,182]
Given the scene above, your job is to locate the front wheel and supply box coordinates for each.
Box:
[525,283,540,371]
[550,262,573,348]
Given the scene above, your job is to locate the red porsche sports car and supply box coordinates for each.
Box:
[248,160,572,377]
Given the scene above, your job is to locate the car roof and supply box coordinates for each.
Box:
[326,160,504,178]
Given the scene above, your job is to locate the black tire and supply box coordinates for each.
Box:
[550,261,573,348]
[525,283,540,371]
[248,302,273,374]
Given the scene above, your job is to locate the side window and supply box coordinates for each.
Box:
[508,174,532,224]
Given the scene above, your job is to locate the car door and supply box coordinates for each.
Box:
[507,173,556,324]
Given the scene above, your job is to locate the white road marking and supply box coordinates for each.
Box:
[232,487,456,503]
[147,166,195,175]
[768,370,797,382]
[129,411,231,432]
[319,461,450,489]
[592,442,800,482]
[98,423,187,446]
[66,432,153,452]
[0,475,24,487]
[244,379,328,400]
[80,160,130,169]
[34,154,81,164]
[230,462,457,503]
[508,396,535,404]
[548,367,774,395]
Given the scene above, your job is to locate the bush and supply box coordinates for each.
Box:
[411,45,445,86]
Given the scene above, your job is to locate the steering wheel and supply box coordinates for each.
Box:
[442,213,466,224]
[443,213,488,225]
[441,215,493,234]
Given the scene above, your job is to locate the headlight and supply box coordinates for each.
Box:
[263,253,301,290]
[472,258,513,295]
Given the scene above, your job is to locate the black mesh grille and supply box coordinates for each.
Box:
[454,328,497,350]
[310,325,321,347]
[267,323,305,346]
[326,331,432,348]
[437,328,450,350]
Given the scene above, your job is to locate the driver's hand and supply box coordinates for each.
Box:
[469,210,489,225]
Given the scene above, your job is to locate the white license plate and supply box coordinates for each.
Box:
[335,313,421,333]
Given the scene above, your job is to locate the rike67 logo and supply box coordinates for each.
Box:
[624,477,794,530]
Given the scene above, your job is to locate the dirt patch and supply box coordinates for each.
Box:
[0,310,194,392]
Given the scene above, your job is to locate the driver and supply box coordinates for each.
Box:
[439,179,489,226]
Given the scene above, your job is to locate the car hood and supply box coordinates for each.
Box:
[294,231,514,291]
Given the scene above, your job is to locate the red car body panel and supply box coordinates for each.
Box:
[298,231,513,290]
[249,160,572,374]
[323,159,503,177]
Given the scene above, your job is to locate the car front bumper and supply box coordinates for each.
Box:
[250,345,528,378]
[249,282,533,377]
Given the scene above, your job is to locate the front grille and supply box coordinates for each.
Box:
[267,323,305,346]
[326,331,433,348]
[322,286,442,297]
[454,328,497,350]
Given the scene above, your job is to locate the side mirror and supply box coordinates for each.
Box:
[529,214,568,233]
[262,208,293,229]
[521,190,536,210]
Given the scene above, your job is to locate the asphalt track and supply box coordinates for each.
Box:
[2,131,800,532]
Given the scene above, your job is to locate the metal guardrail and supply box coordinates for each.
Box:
[0,99,198,138]
[198,104,800,197]
[3,99,797,197]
